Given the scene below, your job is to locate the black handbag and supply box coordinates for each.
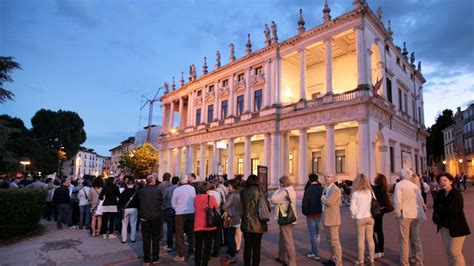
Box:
[206,195,222,227]
[277,190,297,225]
[370,190,382,218]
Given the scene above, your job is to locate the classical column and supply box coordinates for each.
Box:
[202,89,207,124]
[282,132,289,177]
[229,75,235,117]
[275,51,281,104]
[376,61,385,97]
[298,128,308,186]
[168,101,175,131]
[189,145,195,174]
[264,59,272,108]
[214,81,219,121]
[175,146,182,177]
[212,141,218,174]
[271,132,282,186]
[159,149,165,179]
[377,145,388,178]
[184,145,190,174]
[325,124,335,175]
[178,97,184,130]
[228,138,235,179]
[299,48,307,100]
[199,143,206,180]
[166,148,173,175]
[263,133,271,176]
[325,39,333,94]
[244,67,252,113]
[356,26,368,86]
[357,120,369,176]
[244,136,251,178]
[162,104,169,134]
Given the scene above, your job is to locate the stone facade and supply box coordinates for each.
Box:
[63,147,108,178]
[157,2,428,186]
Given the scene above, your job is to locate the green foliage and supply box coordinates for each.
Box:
[119,143,158,179]
[427,109,454,163]
[0,56,21,104]
[0,189,46,239]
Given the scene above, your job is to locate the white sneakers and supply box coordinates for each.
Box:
[306,253,320,260]
[374,252,384,259]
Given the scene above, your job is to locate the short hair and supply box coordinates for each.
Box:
[188,173,196,180]
[126,178,135,185]
[437,173,454,183]
[92,177,104,188]
[279,176,292,187]
[163,172,171,182]
[198,181,210,194]
[171,176,180,185]
[246,174,259,186]
[308,174,318,182]
[146,175,155,185]
[227,179,239,190]
[180,175,189,184]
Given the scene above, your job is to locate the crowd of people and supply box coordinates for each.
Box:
[0,167,470,266]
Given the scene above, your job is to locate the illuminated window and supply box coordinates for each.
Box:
[289,154,294,175]
[237,158,244,175]
[335,149,346,173]
[312,151,322,174]
[251,158,259,175]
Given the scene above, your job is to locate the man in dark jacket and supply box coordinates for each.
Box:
[302,174,323,260]
[138,174,163,265]
[53,178,71,229]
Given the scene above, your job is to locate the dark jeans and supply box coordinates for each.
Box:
[195,230,215,266]
[71,202,79,226]
[243,232,263,266]
[102,212,116,234]
[175,213,194,257]
[212,225,222,256]
[224,227,237,257]
[79,205,91,229]
[373,214,385,253]
[164,208,176,248]
[141,219,163,263]
[44,201,53,221]
[56,203,71,228]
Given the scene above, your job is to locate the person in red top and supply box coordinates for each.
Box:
[194,181,218,266]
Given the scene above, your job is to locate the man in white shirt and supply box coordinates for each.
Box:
[393,167,426,266]
[171,175,196,261]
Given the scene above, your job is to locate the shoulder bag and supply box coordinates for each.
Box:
[206,195,222,227]
[277,190,296,225]
[370,190,382,218]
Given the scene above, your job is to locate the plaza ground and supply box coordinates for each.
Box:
[1,189,473,265]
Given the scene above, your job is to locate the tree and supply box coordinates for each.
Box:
[31,109,87,174]
[426,109,454,164]
[119,143,158,179]
[0,56,21,104]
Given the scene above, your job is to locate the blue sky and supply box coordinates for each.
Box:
[1,0,473,156]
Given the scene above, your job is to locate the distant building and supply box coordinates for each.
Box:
[109,137,135,176]
[63,147,108,178]
[134,125,162,147]
[443,103,474,177]
[157,1,428,186]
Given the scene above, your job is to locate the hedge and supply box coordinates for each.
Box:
[0,189,46,239]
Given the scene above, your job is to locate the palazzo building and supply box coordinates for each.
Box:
[157,1,428,186]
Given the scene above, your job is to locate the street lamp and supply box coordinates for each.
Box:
[20,160,31,173]
[57,146,65,178]
[442,160,447,172]
[459,159,463,175]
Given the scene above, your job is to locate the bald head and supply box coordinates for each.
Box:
[146,175,156,185]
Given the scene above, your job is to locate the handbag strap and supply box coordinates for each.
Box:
[207,194,210,208]
[284,189,292,203]
[123,190,137,209]
[370,189,377,200]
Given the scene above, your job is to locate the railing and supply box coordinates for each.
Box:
[306,97,324,107]
[334,91,356,102]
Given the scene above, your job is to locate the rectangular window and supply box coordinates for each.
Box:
[418,107,422,122]
[312,151,322,174]
[222,79,228,87]
[209,85,214,93]
[236,95,244,116]
[196,108,201,126]
[237,73,244,81]
[197,160,200,175]
[415,154,419,175]
[251,158,259,175]
[207,104,214,122]
[404,93,408,115]
[335,149,346,173]
[386,78,392,103]
[420,156,424,174]
[289,154,294,175]
[254,67,262,75]
[398,89,402,111]
[197,90,202,97]
[254,89,263,111]
[237,158,244,175]
[412,100,416,120]
[390,146,395,173]
[221,100,228,119]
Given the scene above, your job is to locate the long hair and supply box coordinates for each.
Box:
[352,173,372,192]
[374,173,388,194]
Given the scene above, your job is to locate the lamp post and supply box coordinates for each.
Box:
[20,160,31,173]
[459,159,463,176]
[442,160,447,172]
[57,146,65,178]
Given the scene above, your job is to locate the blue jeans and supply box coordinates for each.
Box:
[57,203,71,228]
[164,208,175,248]
[306,216,321,256]
[79,205,91,229]
[224,227,237,257]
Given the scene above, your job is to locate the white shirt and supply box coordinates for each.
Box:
[393,179,426,220]
[171,184,196,215]
[78,186,91,206]
[350,189,372,219]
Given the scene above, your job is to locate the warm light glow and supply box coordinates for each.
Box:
[216,141,227,149]
[458,159,463,163]
[20,160,31,166]
[170,127,178,134]
[442,160,447,165]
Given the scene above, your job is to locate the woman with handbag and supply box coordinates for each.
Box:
[372,173,392,259]
[99,177,120,240]
[194,181,219,266]
[89,177,103,237]
[271,176,297,266]
[350,173,375,264]
[221,179,242,264]
[433,173,470,266]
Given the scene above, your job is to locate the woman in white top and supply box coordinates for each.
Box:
[350,173,375,264]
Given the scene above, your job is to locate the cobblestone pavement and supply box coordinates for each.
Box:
[1,189,473,265]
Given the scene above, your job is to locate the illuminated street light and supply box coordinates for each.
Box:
[170,127,178,134]
[458,159,463,163]
[20,160,31,173]
[442,160,447,165]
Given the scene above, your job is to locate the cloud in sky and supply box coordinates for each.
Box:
[1,0,473,155]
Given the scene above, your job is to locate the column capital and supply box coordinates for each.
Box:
[326,123,336,129]
[357,119,368,124]
[298,48,306,54]
[267,58,273,63]
[324,38,333,44]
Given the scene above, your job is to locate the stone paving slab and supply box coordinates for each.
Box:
[1,190,473,265]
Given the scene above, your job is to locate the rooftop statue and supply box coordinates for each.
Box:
[271,21,278,43]
[264,24,271,46]
[229,43,236,63]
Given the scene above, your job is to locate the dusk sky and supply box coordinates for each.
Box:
[1,0,473,156]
